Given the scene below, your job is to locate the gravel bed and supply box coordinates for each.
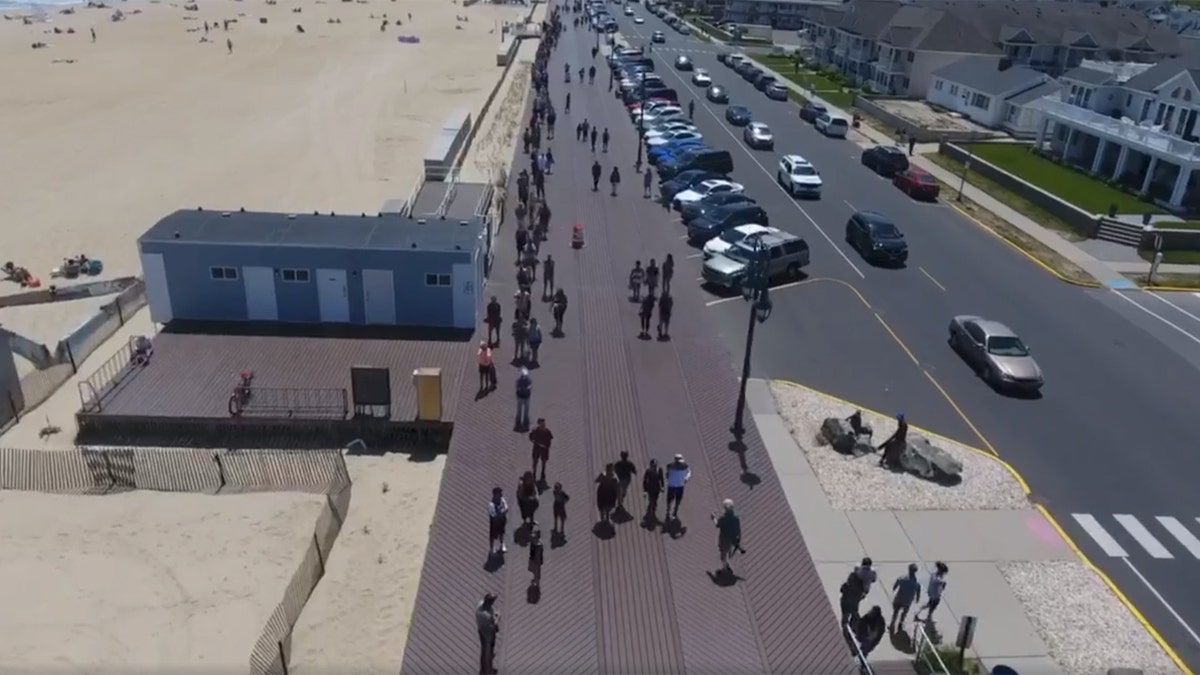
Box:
[769,382,1029,511]
[1002,561,1183,675]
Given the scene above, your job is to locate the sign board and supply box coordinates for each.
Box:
[956,615,978,651]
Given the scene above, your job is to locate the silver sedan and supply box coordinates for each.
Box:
[948,315,1044,394]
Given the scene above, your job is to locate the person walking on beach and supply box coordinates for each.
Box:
[515,367,533,430]
[552,482,570,535]
[638,293,656,339]
[657,292,673,340]
[609,166,621,196]
[914,562,948,624]
[488,488,509,555]
[542,254,556,298]
[486,296,503,347]
[551,288,568,335]
[643,459,664,521]
[477,341,496,393]
[614,451,636,513]
[601,128,610,153]
[595,463,619,524]
[476,593,500,675]
[713,499,742,573]
[665,453,690,521]
[628,261,645,301]
[528,528,545,587]
[591,160,602,191]
[890,563,922,631]
[530,418,553,483]
[226,38,234,54]
[661,254,674,294]
[90,27,95,42]
[517,471,540,527]
[527,317,543,365]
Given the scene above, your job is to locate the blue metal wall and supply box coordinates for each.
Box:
[140,241,474,327]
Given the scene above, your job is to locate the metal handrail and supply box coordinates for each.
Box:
[844,621,876,675]
[437,167,461,218]
[76,337,140,412]
[913,623,951,675]
[228,386,349,420]
[402,166,425,218]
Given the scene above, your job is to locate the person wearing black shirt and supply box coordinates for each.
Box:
[552,482,570,535]
[591,160,602,191]
[485,296,502,347]
[595,464,619,523]
[551,288,568,335]
[878,413,908,469]
[661,254,674,293]
[657,292,673,340]
[642,459,664,521]
[614,451,637,512]
[638,293,656,339]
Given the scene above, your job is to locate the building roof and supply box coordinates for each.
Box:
[933,56,1047,96]
[139,208,483,253]
[1061,66,1115,86]
[1005,80,1063,105]
[1123,57,1200,93]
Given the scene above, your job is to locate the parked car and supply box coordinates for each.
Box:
[740,67,763,83]
[893,167,940,201]
[702,231,810,289]
[703,223,780,259]
[799,101,827,123]
[743,122,774,150]
[754,75,776,92]
[948,316,1044,394]
[717,51,731,64]
[687,203,769,242]
[726,54,746,69]
[672,179,745,209]
[776,154,822,199]
[706,84,729,103]
[845,210,908,265]
[623,5,634,14]
[634,15,644,23]
[860,145,910,178]
[648,139,706,165]
[652,30,666,42]
[815,113,849,138]
[659,169,727,202]
[659,148,734,179]
[678,25,691,35]
[765,82,789,101]
[725,105,752,126]
[674,55,694,71]
[642,106,685,124]
[648,130,704,147]
[643,121,696,139]
[680,192,756,222]
[692,69,712,86]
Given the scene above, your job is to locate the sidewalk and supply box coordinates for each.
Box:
[743,57,1147,290]
[747,378,1068,674]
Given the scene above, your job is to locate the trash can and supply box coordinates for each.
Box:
[413,367,443,421]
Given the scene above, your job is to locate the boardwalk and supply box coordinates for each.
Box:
[401,13,852,675]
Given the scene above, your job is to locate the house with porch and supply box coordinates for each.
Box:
[926,55,1058,133]
[1033,58,1200,210]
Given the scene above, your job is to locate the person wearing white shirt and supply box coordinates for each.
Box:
[665,453,691,521]
[488,487,509,555]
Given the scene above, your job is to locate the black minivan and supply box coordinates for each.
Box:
[660,148,734,179]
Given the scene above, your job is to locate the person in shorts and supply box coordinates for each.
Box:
[529,418,553,483]
[665,453,691,521]
[713,499,741,572]
[488,487,509,555]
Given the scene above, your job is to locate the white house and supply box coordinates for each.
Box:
[1034,58,1200,209]
[926,56,1057,130]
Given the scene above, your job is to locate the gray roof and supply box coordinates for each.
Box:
[1123,57,1200,93]
[1005,80,1063,105]
[1060,66,1114,86]
[933,56,1047,96]
[140,208,483,253]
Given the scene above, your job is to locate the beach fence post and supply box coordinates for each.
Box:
[213,452,226,492]
[313,532,325,575]
[277,640,289,675]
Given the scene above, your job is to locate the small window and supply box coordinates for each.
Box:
[935,80,943,91]
[280,268,310,283]
[210,266,238,281]
[907,51,914,63]
[424,273,452,287]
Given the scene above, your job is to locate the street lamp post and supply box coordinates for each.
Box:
[730,236,773,441]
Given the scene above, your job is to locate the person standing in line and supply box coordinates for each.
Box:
[890,563,922,632]
[530,417,553,483]
[547,108,557,139]
[661,254,674,294]
[514,200,528,231]
[854,557,878,597]
[628,261,645,301]
[477,341,495,393]
[533,169,546,200]
[528,317,544,366]
[638,293,656,339]
[476,593,500,675]
[914,562,948,624]
[609,166,621,196]
[516,265,532,299]
[552,482,570,535]
[642,459,664,521]
[516,220,529,255]
[551,288,568,335]
[512,315,529,363]
[595,463,619,524]
[664,453,691,521]
[645,258,660,297]
[488,487,509,555]
[657,292,673,340]
[643,167,653,198]
[712,499,742,573]
[613,451,637,512]
[591,160,602,191]
[856,606,887,656]
[517,471,540,527]
[486,296,503,347]
[542,254,556,298]
[515,367,533,430]
[839,572,863,628]
[590,127,598,152]
[528,528,545,587]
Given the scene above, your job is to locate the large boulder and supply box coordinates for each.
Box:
[901,436,963,482]
[820,417,874,457]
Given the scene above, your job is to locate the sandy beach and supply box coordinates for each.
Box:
[0,490,326,672]
[0,0,528,287]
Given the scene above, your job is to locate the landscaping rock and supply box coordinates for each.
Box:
[901,436,963,482]
[820,417,874,457]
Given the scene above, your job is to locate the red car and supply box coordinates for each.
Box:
[893,167,940,201]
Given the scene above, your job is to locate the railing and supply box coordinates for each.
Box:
[844,621,876,675]
[401,166,425,218]
[437,167,461,219]
[1037,98,1200,159]
[228,387,350,420]
[76,336,140,413]
[913,623,951,675]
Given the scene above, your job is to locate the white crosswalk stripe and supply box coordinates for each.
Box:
[1072,513,1200,561]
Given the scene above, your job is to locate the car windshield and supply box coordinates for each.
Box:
[828,119,848,127]
[987,335,1029,357]
[731,107,748,115]
[720,229,746,243]
[869,222,901,239]
[792,165,817,176]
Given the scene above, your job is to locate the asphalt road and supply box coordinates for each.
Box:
[572,7,1200,670]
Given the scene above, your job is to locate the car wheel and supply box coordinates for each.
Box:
[786,262,800,278]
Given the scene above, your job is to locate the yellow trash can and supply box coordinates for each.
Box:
[413,367,443,421]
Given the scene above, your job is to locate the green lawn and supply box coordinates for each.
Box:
[1138,249,1200,264]
[756,56,857,108]
[964,143,1166,215]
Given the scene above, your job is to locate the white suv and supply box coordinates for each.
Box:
[777,155,823,199]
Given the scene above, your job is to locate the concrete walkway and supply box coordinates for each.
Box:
[745,56,1196,290]
[747,378,1071,673]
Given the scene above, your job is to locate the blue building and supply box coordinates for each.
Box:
[138,208,486,329]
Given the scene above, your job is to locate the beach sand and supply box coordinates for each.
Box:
[0,489,326,672]
[289,454,447,674]
[0,0,529,287]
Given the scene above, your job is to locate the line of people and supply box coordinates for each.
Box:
[839,557,951,658]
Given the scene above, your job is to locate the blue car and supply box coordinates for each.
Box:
[648,140,707,165]
[659,169,726,202]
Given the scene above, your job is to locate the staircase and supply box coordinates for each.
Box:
[1095,217,1146,247]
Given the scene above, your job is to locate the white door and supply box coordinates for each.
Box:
[139,251,173,324]
[452,263,476,329]
[242,266,278,321]
[362,269,397,325]
[316,268,350,323]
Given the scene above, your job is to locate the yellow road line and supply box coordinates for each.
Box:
[919,266,946,292]
[873,313,919,366]
[921,370,998,456]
